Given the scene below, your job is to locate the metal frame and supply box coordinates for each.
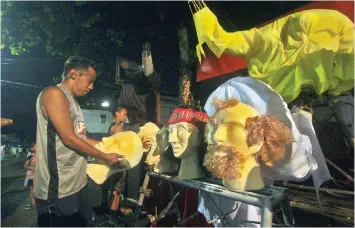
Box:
[148,171,295,227]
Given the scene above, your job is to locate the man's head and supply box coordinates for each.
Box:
[62,56,97,97]
[31,142,36,153]
[113,106,127,123]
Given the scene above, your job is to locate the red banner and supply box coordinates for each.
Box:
[196,1,354,82]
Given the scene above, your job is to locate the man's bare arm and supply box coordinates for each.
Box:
[1,118,13,127]
[86,137,100,147]
[41,87,121,164]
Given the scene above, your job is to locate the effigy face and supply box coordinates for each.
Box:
[155,126,170,155]
[204,98,294,190]
[168,122,200,158]
[204,99,262,181]
[166,107,209,179]
[143,124,179,173]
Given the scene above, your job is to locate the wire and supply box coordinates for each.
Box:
[1,57,65,62]
[1,80,44,89]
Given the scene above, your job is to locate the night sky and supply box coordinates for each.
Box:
[1,1,309,141]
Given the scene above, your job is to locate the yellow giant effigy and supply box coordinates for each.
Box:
[192,2,354,102]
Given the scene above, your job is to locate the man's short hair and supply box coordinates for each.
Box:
[112,105,126,117]
[62,56,97,80]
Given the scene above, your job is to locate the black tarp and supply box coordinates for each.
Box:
[116,70,161,200]
[117,71,160,125]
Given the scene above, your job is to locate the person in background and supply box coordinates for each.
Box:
[24,142,37,210]
[34,56,123,227]
[101,105,151,225]
[108,106,127,136]
[102,106,131,225]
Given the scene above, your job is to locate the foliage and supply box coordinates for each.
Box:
[1,133,22,144]
[1,1,126,93]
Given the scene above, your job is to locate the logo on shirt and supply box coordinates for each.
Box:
[77,121,87,136]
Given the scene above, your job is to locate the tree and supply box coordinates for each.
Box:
[177,24,194,106]
[1,1,126,92]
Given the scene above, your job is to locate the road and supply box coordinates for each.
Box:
[1,158,37,227]
[1,158,142,227]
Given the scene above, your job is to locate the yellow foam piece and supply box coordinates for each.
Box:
[87,131,143,184]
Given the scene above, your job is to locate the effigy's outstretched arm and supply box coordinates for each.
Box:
[190,0,263,63]
[190,1,252,63]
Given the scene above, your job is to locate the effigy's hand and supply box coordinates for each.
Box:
[188,0,207,14]
[142,138,152,150]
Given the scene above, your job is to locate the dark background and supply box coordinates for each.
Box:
[1,1,309,140]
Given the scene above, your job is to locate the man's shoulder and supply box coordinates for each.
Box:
[40,86,68,105]
[26,154,33,161]
[110,123,123,134]
[41,86,63,97]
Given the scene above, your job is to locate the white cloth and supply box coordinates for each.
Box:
[203,76,323,182]
[198,191,261,227]
[199,76,331,226]
[292,109,332,207]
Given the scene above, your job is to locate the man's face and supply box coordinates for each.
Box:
[116,109,127,123]
[73,66,97,97]
[31,144,36,153]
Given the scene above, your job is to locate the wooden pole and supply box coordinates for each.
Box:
[177,24,194,106]
[156,92,161,124]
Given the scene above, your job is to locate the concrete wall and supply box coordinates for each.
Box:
[82,109,113,134]
[82,94,178,135]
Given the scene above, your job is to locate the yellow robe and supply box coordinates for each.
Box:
[193,7,354,103]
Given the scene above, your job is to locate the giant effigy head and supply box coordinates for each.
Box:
[204,98,294,186]
[167,107,209,159]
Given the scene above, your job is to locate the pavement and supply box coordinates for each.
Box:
[1,158,37,227]
[1,158,146,227]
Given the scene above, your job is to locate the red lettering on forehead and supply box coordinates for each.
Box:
[167,108,210,130]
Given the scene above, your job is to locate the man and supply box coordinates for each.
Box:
[34,56,123,227]
[108,106,127,135]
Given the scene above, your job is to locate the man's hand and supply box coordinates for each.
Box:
[1,118,13,127]
[103,153,125,166]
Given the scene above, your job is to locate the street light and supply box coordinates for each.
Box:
[101,101,110,107]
